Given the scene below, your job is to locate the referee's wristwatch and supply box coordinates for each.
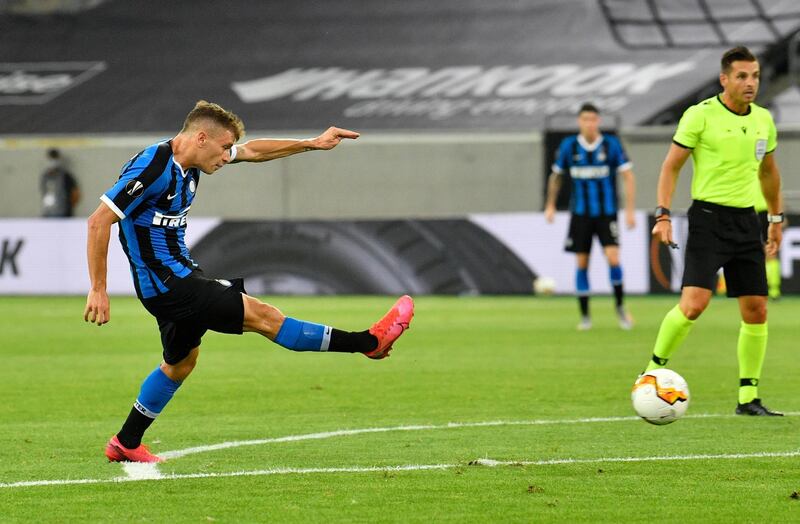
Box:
[767,213,784,224]
[654,206,671,219]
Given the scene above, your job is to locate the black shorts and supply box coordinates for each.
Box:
[757,210,768,243]
[565,214,619,253]
[141,271,247,365]
[682,200,767,297]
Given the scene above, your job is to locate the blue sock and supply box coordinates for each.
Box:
[609,265,623,286]
[576,268,590,296]
[275,317,332,352]
[134,367,181,419]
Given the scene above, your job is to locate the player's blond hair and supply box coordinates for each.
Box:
[181,100,245,142]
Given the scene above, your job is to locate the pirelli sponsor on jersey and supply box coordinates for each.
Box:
[569,165,610,180]
[152,207,190,228]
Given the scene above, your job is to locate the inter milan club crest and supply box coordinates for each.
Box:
[597,149,606,162]
[189,178,196,193]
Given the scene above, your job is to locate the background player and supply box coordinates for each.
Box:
[647,47,783,416]
[84,101,414,462]
[545,103,636,330]
[754,182,783,301]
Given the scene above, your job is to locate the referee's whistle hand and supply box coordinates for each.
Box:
[766,223,782,257]
[651,220,673,246]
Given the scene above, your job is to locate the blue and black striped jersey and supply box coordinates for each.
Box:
[101,141,201,299]
[552,134,632,217]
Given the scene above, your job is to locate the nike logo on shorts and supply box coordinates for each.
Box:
[167,193,178,200]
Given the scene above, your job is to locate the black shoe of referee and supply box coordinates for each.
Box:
[735,398,783,416]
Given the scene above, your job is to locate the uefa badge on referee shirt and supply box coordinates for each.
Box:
[755,139,767,161]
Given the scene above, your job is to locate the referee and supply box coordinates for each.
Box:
[647,47,783,416]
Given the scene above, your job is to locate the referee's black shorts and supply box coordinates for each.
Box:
[141,271,246,365]
[682,200,767,297]
[757,210,769,243]
[565,214,619,253]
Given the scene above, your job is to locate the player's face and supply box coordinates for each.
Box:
[577,111,600,140]
[720,60,759,106]
[196,127,236,174]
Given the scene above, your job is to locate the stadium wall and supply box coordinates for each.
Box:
[3,127,800,219]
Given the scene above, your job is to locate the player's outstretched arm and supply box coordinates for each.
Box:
[232,126,360,163]
[84,203,119,326]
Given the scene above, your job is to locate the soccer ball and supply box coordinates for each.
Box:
[533,276,556,295]
[631,368,690,425]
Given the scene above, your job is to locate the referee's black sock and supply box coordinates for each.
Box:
[117,407,155,449]
[329,329,378,353]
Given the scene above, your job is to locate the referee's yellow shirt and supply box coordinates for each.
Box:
[673,95,777,208]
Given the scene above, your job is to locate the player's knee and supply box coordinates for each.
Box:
[680,300,708,320]
[742,301,767,323]
[162,347,199,381]
[244,296,285,336]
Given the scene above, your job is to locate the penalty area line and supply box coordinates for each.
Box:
[3,449,800,489]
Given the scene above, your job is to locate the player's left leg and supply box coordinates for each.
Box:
[242,294,413,359]
[725,238,782,416]
[733,295,780,415]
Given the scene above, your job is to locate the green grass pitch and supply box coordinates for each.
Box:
[1,295,799,522]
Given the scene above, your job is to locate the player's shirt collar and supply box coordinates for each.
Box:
[167,139,189,178]
[172,157,188,178]
[577,133,604,152]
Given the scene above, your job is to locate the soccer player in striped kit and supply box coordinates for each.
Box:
[85,101,414,462]
[545,103,636,331]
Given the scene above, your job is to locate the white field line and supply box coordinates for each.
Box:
[121,461,164,480]
[161,412,779,460]
[2,412,797,489]
[3,450,800,489]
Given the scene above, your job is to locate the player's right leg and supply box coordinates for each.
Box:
[574,253,591,330]
[106,347,199,463]
[242,294,413,359]
[646,202,722,372]
[566,215,593,330]
[644,286,709,372]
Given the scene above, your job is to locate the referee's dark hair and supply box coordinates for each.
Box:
[578,103,599,115]
[721,46,757,73]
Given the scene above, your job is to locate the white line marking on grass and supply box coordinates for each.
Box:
[3,450,800,489]
[117,412,800,481]
[160,412,774,460]
[121,462,164,480]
